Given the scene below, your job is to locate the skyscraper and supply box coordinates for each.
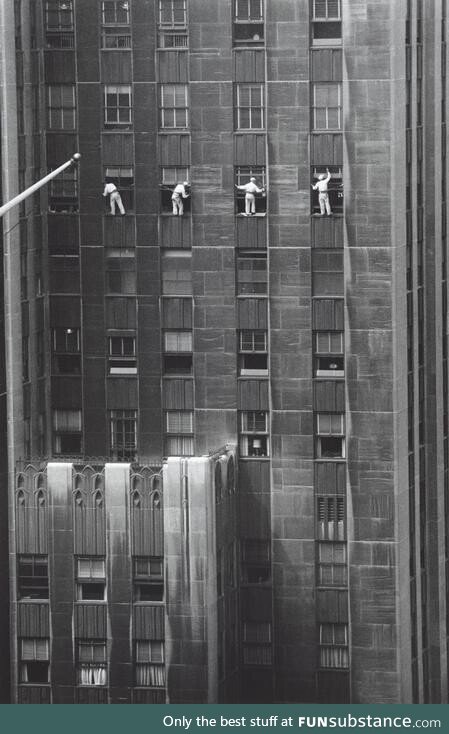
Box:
[0,0,448,705]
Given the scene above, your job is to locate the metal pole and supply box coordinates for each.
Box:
[0,153,81,218]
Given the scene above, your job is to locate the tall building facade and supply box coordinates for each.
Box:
[0,0,448,705]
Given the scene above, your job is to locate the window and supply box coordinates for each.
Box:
[18,556,49,600]
[311,166,343,214]
[47,85,76,129]
[19,638,49,684]
[234,0,264,45]
[239,411,269,457]
[161,251,192,295]
[242,622,272,666]
[106,259,136,293]
[235,166,267,215]
[45,1,74,47]
[110,409,137,461]
[159,84,189,128]
[76,558,106,601]
[312,0,341,46]
[133,557,164,602]
[239,329,268,376]
[319,623,349,668]
[158,30,188,48]
[159,0,186,27]
[135,641,165,687]
[52,327,81,374]
[237,252,267,295]
[160,167,190,211]
[104,167,134,210]
[317,542,347,586]
[235,84,265,129]
[317,496,346,540]
[314,331,344,377]
[108,335,136,374]
[53,409,82,454]
[312,83,342,130]
[241,539,270,583]
[165,410,194,456]
[316,413,345,458]
[102,1,130,24]
[49,168,78,213]
[77,640,107,686]
[164,330,193,374]
[104,85,132,129]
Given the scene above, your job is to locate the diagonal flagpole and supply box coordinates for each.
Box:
[0,153,81,218]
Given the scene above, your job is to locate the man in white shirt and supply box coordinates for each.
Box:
[103,181,125,215]
[235,177,265,216]
[171,181,190,215]
[312,168,332,215]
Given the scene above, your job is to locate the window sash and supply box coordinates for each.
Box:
[313,0,341,20]
[78,641,107,663]
[110,409,137,449]
[77,558,105,579]
[164,435,194,456]
[104,85,132,125]
[239,330,267,352]
[160,85,189,128]
[78,664,107,685]
[315,331,344,354]
[235,166,266,189]
[235,0,264,21]
[53,409,82,432]
[317,413,345,435]
[102,1,130,25]
[313,83,342,130]
[165,410,193,433]
[48,85,75,129]
[21,638,49,661]
[240,410,268,433]
[134,557,163,578]
[159,0,187,27]
[236,84,265,129]
[161,167,189,185]
[109,336,135,357]
[45,1,74,30]
[164,330,192,352]
[243,622,271,643]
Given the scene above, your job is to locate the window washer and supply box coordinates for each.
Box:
[235,177,265,216]
[103,180,125,215]
[171,181,190,215]
[312,168,332,216]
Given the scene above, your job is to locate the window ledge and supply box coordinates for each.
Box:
[239,457,270,461]
[236,213,266,218]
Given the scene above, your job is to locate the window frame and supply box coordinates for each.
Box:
[133,557,164,603]
[237,251,268,296]
[238,329,268,376]
[317,541,347,587]
[164,410,194,457]
[159,84,189,129]
[76,557,106,602]
[319,622,349,669]
[47,84,76,130]
[235,83,265,130]
[109,408,137,461]
[158,0,187,27]
[19,638,50,684]
[101,0,130,25]
[135,640,166,687]
[18,555,49,601]
[104,84,133,129]
[312,83,342,131]
[108,334,137,375]
[77,639,107,686]
[242,621,272,666]
[241,539,271,584]
[239,410,269,457]
[53,408,82,455]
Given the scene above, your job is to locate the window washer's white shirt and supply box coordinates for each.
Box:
[172,183,188,198]
[238,182,264,195]
[313,174,331,192]
[103,183,118,196]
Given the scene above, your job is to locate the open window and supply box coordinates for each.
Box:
[108,334,136,374]
[160,167,190,213]
[235,166,267,215]
[233,0,264,45]
[311,166,343,214]
[18,556,49,600]
[19,639,50,684]
[163,329,193,375]
[239,410,269,457]
[49,167,78,213]
[45,0,74,48]
[316,413,345,458]
[76,558,106,601]
[101,0,131,48]
[104,167,134,211]
[314,331,344,377]
[53,409,82,454]
[52,327,81,374]
[135,640,165,687]
[77,640,107,686]
[109,409,137,461]
[239,329,268,375]
[133,557,164,602]
[312,0,342,46]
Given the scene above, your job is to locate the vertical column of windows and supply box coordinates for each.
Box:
[310,0,348,699]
